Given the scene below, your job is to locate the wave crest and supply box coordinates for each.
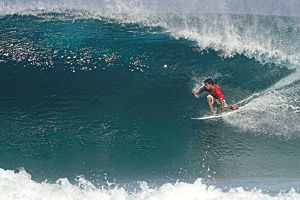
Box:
[1,4,300,70]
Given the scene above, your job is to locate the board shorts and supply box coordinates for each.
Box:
[207,95,228,107]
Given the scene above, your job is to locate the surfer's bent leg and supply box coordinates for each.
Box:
[223,100,228,107]
[207,95,215,115]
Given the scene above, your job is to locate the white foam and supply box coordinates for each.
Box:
[0,168,300,200]
[167,14,300,70]
[224,87,300,136]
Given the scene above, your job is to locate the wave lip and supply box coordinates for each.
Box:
[1,5,300,70]
[2,0,300,16]
[0,168,300,200]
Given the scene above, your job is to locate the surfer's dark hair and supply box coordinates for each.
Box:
[204,78,214,85]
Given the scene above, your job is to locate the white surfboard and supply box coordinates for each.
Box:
[190,93,258,121]
[191,105,242,120]
[191,114,224,120]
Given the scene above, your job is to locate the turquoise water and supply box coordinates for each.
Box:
[0,3,300,199]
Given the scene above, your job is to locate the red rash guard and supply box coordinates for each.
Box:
[200,85,225,101]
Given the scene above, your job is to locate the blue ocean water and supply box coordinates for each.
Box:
[0,1,300,199]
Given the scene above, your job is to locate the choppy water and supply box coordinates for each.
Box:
[0,1,300,199]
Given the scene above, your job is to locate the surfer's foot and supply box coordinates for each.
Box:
[232,106,239,110]
[228,105,239,110]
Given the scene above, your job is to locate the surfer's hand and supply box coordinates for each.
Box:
[192,89,199,95]
[211,111,216,116]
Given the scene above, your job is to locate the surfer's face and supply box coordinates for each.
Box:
[204,83,212,90]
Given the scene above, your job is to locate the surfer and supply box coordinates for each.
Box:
[192,78,239,115]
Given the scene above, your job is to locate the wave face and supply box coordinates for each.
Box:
[1,1,300,199]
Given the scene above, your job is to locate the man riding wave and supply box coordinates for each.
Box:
[192,78,239,115]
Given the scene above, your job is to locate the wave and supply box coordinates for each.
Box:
[0,4,300,137]
[1,3,300,189]
[0,168,299,200]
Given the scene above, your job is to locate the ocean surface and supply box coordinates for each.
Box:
[0,1,300,199]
